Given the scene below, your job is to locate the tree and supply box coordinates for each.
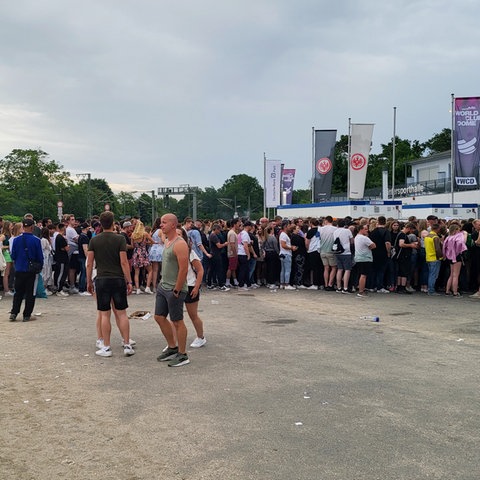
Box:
[422,128,451,155]
[218,174,263,219]
[0,149,72,219]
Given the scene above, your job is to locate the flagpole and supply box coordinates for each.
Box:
[347,118,351,199]
[263,152,267,217]
[392,107,397,201]
[451,93,455,204]
[311,127,315,203]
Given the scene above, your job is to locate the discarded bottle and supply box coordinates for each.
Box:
[361,315,380,322]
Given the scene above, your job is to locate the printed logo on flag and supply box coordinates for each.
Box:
[316,157,332,175]
[350,153,366,171]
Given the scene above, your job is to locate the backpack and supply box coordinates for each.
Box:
[331,236,345,254]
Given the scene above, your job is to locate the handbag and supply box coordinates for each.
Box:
[22,235,43,274]
[331,236,345,254]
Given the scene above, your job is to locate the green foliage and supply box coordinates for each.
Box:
[0,149,72,219]
[422,128,451,154]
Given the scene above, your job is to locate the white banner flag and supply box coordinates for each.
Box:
[264,159,282,207]
[349,123,374,199]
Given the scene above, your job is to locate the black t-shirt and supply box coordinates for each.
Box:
[209,232,222,257]
[396,232,411,260]
[54,234,69,263]
[78,233,89,260]
[120,232,133,259]
[370,227,391,260]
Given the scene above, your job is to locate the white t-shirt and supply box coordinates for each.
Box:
[187,250,201,287]
[354,234,374,262]
[237,230,250,256]
[319,224,337,254]
[333,228,353,255]
[279,231,292,256]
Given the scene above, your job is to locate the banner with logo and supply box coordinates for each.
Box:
[313,130,336,202]
[264,159,282,207]
[454,97,480,187]
[349,123,374,199]
[282,168,296,205]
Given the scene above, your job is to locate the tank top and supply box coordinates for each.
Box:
[160,237,188,292]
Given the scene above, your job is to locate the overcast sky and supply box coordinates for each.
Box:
[1,0,479,193]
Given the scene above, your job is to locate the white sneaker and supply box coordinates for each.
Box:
[378,288,390,294]
[251,283,260,289]
[144,287,153,294]
[69,287,79,294]
[136,289,142,295]
[123,344,135,356]
[96,339,104,349]
[238,286,249,291]
[284,285,296,290]
[190,337,207,348]
[307,285,318,290]
[56,291,69,297]
[45,290,53,296]
[122,338,136,347]
[95,346,112,357]
[5,291,14,296]
[297,285,307,289]
[406,286,415,293]
[79,291,92,296]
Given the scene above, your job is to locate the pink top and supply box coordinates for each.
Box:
[442,231,467,262]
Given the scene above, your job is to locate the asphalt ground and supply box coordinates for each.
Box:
[1,287,479,479]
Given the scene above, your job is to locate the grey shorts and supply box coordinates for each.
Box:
[335,254,353,271]
[155,284,186,322]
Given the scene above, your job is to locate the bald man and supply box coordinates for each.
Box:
[154,214,190,367]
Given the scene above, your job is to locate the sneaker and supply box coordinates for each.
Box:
[284,285,296,290]
[405,286,415,293]
[238,286,250,291]
[168,353,190,367]
[79,291,92,296]
[336,288,343,293]
[297,285,307,289]
[268,284,277,289]
[233,280,239,286]
[95,346,112,357]
[136,289,142,295]
[96,339,104,349]
[122,338,136,347]
[45,290,53,296]
[144,287,153,294]
[23,316,36,322]
[123,344,135,356]
[469,291,480,298]
[218,285,230,292]
[190,336,207,348]
[157,346,178,362]
[453,293,462,298]
[342,289,351,294]
[366,288,377,293]
[377,288,390,294]
[5,291,14,296]
[357,292,368,298]
[56,291,70,297]
[69,287,79,294]
[9,313,17,321]
[225,282,231,288]
[207,285,216,290]
[250,283,260,289]
[306,285,318,290]
[324,286,334,292]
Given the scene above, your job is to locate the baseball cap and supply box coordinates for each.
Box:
[22,218,34,227]
[123,221,132,227]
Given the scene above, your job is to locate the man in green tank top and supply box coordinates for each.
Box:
[154,213,190,367]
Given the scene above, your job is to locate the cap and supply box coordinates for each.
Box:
[123,221,132,227]
[22,218,34,227]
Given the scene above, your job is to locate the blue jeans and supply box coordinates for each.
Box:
[78,257,86,292]
[427,260,441,293]
[280,254,292,284]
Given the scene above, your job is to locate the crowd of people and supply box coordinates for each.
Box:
[2,210,480,365]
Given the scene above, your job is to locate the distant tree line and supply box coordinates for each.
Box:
[0,129,451,223]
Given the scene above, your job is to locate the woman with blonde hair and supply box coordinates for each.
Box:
[148,217,165,292]
[131,220,154,294]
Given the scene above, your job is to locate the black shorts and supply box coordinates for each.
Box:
[95,277,128,312]
[356,261,372,276]
[184,285,200,304]
[69,254,79,270]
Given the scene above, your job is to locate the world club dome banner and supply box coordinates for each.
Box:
[282,168,296,205]
[313,130,336,201]
[264,159,282,208]
[454,97,480,187]
[349,123,374,199]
